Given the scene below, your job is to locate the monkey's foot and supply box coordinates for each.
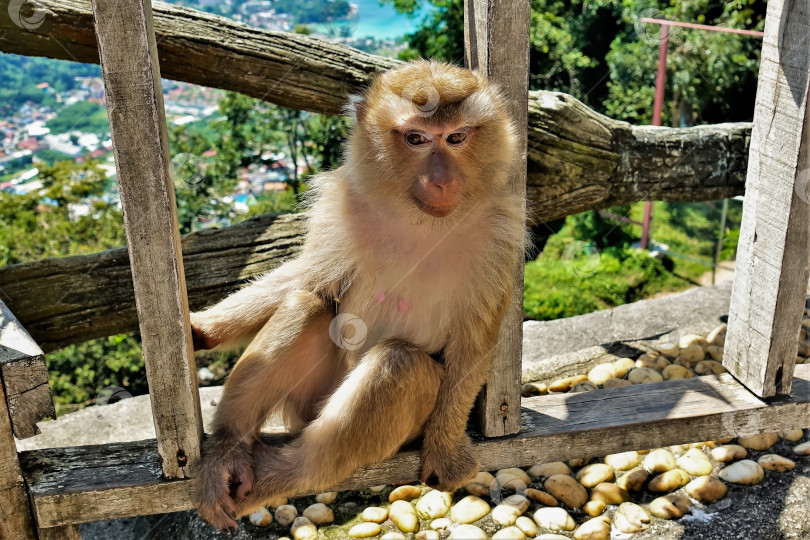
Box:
[419,439,479,492]
[194,437,255,532]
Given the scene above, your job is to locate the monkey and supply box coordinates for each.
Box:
[190,60,525,531]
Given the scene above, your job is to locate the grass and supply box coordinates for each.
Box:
[523,200,741,321]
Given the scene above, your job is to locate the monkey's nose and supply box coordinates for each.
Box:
[429,170,454,188]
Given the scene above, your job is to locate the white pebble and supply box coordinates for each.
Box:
[416,490,452,519]
[448,524,488,539]
[291,517,318,540]
[758,454,796,472]
[493,526,527,539]
[719,459,765,485]
[361,506,388,523]
[275,505,298,527]
[302,502,334,525]
[794,441,810,455]
[348,522,381,538]
[533,507,575,531]
[450,495,491,524]
[248,506,273,527]
[315,491,338,504]
[389,499,419,532]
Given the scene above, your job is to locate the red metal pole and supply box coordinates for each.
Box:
[641,23,669,250]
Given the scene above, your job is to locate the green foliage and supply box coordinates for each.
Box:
[524,244,683,320]
[390,0,765,124]
[392,0,465,64]
[566,206,635,249]
[246,189,299,217]
[0,53,100,115]
[0,161,125,266]
[46,101,110,134]
[47,334,146,414]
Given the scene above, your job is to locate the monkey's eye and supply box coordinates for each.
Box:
[405,132,430,146]
[446,131,468,145]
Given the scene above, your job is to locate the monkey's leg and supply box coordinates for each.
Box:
[195,290,339,531]
[236,339,444,514]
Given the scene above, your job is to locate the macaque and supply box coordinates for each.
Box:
[191,60,525,531]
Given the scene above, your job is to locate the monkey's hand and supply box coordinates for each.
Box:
[189,313,220,351]
[194,436,255,532]
[419,436,479,491]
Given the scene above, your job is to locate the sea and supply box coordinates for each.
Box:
[334,0,433,40]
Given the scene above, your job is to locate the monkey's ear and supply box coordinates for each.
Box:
[345,94,367,122]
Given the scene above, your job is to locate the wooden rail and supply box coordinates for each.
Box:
[18,364,810,528]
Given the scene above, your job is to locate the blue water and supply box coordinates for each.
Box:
[349,0,432,39]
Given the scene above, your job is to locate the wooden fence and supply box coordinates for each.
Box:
[0,0,809,538]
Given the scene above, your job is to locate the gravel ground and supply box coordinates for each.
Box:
[82,448,810,540]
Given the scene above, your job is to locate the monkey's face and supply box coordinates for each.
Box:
[348,61,517,222]
[396,122,471,218]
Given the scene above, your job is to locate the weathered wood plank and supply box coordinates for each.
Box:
[0,301,55,439]
[21,364,810,527]
[91,0,201,478]
[724,0,810,397]
[0,377,37,539]
[0,2,751,224]
[38,526,81,540]
[0,213,305,353]
[464,0,530,436]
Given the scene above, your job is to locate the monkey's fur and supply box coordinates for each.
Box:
[191,60,525,531]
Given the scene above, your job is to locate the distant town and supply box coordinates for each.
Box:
[0,0,409,222]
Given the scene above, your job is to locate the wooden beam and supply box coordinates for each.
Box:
[91,0,202,478]
[464,0,531,437]
[0,376,37,539]
[0,301,55,439]
[21,364,810,528]
[724,0,810,397]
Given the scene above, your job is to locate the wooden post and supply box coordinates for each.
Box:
[464,0,530,436]
[0,380,36,539]
[724,0,810,397]
[0,301,55,440]
[91,0,202,477]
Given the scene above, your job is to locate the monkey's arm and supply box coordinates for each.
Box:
[190,257,314,351]
[418,293,512,490]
